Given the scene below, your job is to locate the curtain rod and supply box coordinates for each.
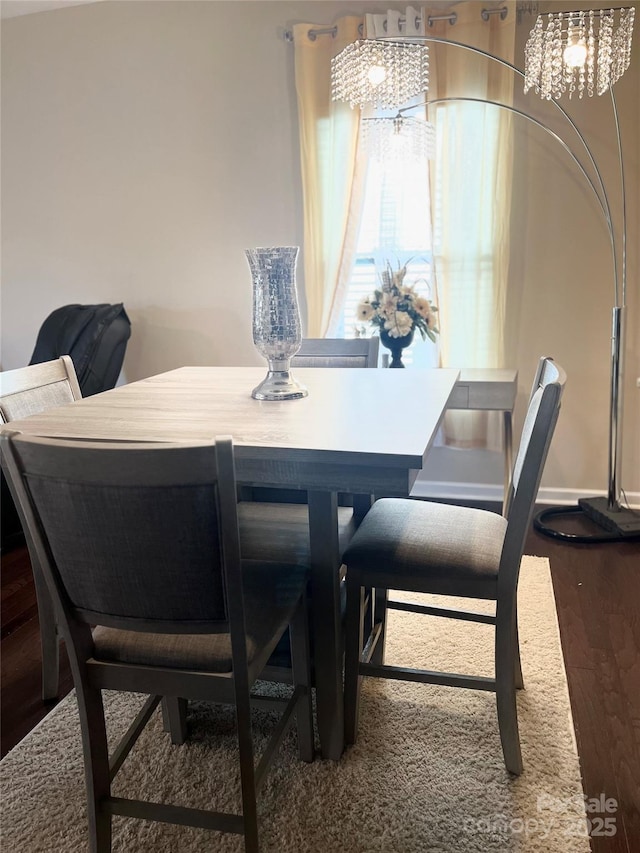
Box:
[284,7,510,43]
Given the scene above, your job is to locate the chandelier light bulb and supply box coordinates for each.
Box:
[563,39,588,68]
[367,65,387,87]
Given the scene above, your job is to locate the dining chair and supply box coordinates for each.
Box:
[0,355,83,701]
[239,336,380,674]
[342,357,566,775]
[291,336,380,368]
[1,432,313,853]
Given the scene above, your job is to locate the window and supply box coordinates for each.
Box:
[337,136,438,368]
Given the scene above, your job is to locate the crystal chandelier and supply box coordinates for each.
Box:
[331,40,429,109]
[524,7,635,99]
[362,115,435,161]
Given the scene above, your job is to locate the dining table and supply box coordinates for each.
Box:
[3,365,459,760]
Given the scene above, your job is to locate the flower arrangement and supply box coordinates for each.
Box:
[356,261,439,342]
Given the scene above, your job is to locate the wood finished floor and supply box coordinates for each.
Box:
[1,511,639,852]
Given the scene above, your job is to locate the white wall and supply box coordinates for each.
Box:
[2,0,638,502]
[1,0,317,378]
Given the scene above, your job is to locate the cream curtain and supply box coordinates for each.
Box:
[293,17,365,337]
[293,3,516,395]
[428,1,516,449]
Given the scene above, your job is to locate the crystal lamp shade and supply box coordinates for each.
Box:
[524,7,635,99]
[362,116,435,161]
[331,40,429,109]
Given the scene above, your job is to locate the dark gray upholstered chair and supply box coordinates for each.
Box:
[1,433,313,853]
[342,357,566,775]
[291,336,380,368]
[0,355,83,700]
[238,336,380,675]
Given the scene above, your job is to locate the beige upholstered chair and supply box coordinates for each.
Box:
[0,356,82,700]
[1,433,313,853]
[0,355,82,421]
[342,357,566,775]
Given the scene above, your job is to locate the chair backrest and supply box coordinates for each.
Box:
[30,303,131,397]
[499,357,566,592]
[0,433,242,634]
[292,337,380,368]
[525,354,560,406]
[0,356,82,423]
[1,356,84,549]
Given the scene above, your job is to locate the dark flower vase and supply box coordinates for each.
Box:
[380,329,414,368]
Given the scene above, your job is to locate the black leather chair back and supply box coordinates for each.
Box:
[30,303,131,397]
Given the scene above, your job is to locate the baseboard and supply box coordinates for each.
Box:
[410,481,640,510]
[535,487,640,509]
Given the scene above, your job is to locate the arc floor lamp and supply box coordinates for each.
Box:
[331,6,638,541]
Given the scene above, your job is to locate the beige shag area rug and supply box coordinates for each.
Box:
[1,556,590,852]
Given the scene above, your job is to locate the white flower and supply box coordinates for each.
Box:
[426,311,438,331]
[384,311,414,338]
[359,262,440,345]
[413,296,432,319]
[356,300,374,322]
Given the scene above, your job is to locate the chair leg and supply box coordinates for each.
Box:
[161,697,188,744]
[32,558,59,701]
[362,586,374,653]
[513,607,524,691]
[289,599,315,762]
[370,587,388,666]
[235,688,259,853]
[76,684,112,852]
[344,574,366,746]
[495,609,523,776]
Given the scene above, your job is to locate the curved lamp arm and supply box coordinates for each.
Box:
[373,33,629,514]
[398,94,614,267]
[382,34,624,308]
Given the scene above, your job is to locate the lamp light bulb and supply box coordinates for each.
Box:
[563,39,587,68]
[367,65,387,86]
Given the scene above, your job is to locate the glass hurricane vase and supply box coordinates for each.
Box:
[245,246,308,401]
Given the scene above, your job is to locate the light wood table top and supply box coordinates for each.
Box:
[6,366,459,494]
[448,368,518,411]
[3,365,459,760]
[446,368,519,513]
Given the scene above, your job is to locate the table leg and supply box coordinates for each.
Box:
[352,493,374,526]
[307,489,344,760]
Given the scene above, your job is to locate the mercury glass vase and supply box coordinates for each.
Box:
[245,246,308,401]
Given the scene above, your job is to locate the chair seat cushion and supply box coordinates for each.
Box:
[342,498,507,599]
[238,502,356,564]
[92,559,307,673]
